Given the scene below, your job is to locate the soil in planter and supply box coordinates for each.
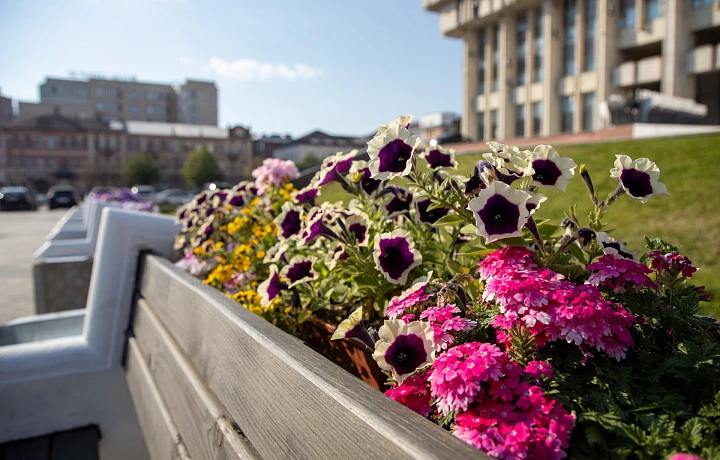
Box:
[299,315,387,391]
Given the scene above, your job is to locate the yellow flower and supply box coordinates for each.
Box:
[256,250,266,260]
[193,246,205,256]
[214,241,225,250]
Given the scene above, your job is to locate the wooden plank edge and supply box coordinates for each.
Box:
[140,255,486,459]
[134,298,260,460]
[125,338,191,460]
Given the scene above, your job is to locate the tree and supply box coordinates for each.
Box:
[296,153,322,172]
[124,153,160,185]
[183,147,224,188]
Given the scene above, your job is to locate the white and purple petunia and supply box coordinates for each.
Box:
[610,154,669,203]
[344,213,370,246]
[258,265,285,307]
[292,184,320,206]
[467,181,532,243]
[330,307,376,351]
[383,186,414,217]
[349,160,383,195]
[280,255,317,288]
[415,198,449,225]
[372,319,435,383]
[483,142,529,180]
[597,232,637,261]
[324,241,349,271]
[422,146,458,170]
[299,206,336,245]
[274,202,304,241]
[373,229,423,285]
[313,150,357,187]
[367,120,422,181]
[263,241,289,264]
[524,145,577,192]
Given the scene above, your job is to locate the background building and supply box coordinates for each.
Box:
[423,0,720,141]
[0,114,251,190]
[273,130,369,164]
[17,77,218,126]
[0,88,13,124]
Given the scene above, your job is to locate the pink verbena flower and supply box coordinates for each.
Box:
[482,251,636,360]
[252,158,300,195]
[429,342,505,414]
[420,306,476,350]
[385,273,432,319]
[451,359,574,459]
[478,246,537,280]
[524,360,553,380]
[648,250,698,278]
[384,371,433,417]
[587,255,657,293]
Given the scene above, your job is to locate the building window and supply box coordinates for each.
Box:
[644,0,660,23]
[692,0,713,7]
[619,0,636,28]
[583,0,597,72]
[478,112,485,140]
[532,102,543,136]
[25,158,33,168]
[516,13,528,86]
[24,135,31,147]
[561,96,575,133]
[492,25,500,92]
[34,136,43,148]
[13,158,20,168]
[490,109,499,139]
[59,136,66,149]
[582,92,595,132]
[515,105,525,137]
[12,135,19,148]
[95,88,104,97]
[131,90,138,100]
[478,29,486,95]
[563,0,577,76]
[47,136,56,149]
[472,0,479,17]
[130,105,140,114]
[533,9,543,83]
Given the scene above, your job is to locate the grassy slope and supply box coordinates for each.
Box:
[320,134,720,315]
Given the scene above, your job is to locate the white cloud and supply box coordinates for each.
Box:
[208,57,323,81]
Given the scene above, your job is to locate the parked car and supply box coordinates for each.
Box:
[131,185,156,201]
[47,186,81,210]
[153,189,194,206]
[88,186,115,199]
[0,186,37,211]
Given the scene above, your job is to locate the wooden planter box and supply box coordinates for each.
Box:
[127,254,486,459]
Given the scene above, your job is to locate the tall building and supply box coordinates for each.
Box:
[423,0,720,141]
[0,88,13,124]
[17,77,218,126]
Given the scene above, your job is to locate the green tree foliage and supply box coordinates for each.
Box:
[124,153,160,185]
[295,153,322,172]
[183,147,224,188]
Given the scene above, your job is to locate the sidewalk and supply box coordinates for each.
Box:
[0,208,67,325]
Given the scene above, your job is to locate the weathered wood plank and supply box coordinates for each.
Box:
[50,425,100,460]
[125,338,191,460]
[132,298,259,460]
[139,255,486,460]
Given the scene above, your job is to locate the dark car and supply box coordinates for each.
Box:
[47,186,81,210]
[0,186,37,211]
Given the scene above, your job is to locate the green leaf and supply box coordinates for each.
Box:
[426,201,448,212]
[432,213,467,227]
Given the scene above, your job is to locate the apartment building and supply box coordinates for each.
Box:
[0,89,13,124]
[17,77,218,126]
[0,113,251,190]
[423,0,720,140]
[273,130,370,163]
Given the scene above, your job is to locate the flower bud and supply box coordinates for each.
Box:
[579,164,598,206]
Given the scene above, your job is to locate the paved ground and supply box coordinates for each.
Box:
[0,207,70,325]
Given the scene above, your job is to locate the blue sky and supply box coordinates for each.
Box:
[0,0,462,137]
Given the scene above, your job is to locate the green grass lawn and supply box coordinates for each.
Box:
[320,133,720,315]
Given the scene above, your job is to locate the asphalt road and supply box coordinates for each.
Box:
[0,206,70,325]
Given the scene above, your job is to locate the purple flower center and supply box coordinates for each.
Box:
[378,139,414,173]
[417,198,449,224]
[378,237,416,281]
[385,333,428,376]
[360,168,382,194]
[620,168,653,198]
[286,260,313,284]
[228,194,246,207]
[477,195,520,236]
[425,149,453,168]
[348,222,367,243]
[280,210,302,238]
[295,188,318,205]
[266,273,283,301]
[531,159,562,186]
